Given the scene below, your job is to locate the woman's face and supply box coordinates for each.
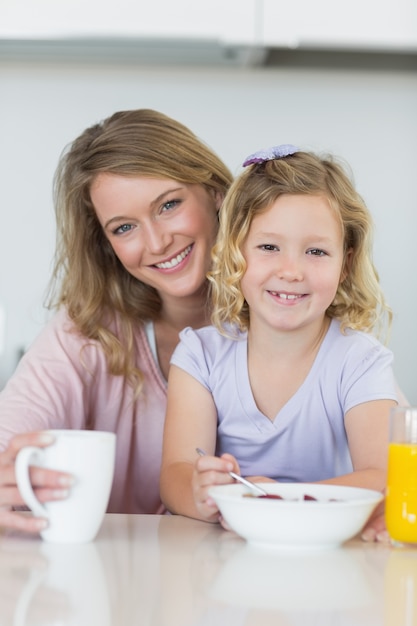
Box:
[91,173,221,300]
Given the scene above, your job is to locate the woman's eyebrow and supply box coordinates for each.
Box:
[104,186,185,229]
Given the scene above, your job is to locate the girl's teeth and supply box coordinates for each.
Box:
[280,294,299,300]
[156,245,192,269]
[271,292,300,300]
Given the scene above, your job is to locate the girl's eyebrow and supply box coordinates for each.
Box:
[104,186,184,230]
[252,231,334,243]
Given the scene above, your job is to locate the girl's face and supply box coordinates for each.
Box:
[241,193,345,334]
[91,173,221,300]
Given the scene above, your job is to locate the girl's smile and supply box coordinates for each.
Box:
[267,290,307,302]
[241,193,345,333]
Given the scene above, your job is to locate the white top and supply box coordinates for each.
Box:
[171,319,398,481]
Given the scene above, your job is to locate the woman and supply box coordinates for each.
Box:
[0,108,233,533]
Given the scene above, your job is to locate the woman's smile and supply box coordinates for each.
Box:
[153,244,193,271]
[91,174,220,299]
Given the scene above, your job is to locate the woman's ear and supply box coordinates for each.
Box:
[340,248,353,283]
[211,189,224,213]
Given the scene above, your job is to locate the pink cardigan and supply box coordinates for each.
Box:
[0,309,167,514]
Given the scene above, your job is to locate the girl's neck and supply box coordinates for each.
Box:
[247,316,331,421]
[247,315,331,363]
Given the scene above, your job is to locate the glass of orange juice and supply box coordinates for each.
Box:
[386,406,417,546]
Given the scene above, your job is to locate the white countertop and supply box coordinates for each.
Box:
[0,513,415,625]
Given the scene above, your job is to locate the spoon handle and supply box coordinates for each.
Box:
[195,448,268,496]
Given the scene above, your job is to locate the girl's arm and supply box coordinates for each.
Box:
[160,365,239,522]
[313,398,396,490]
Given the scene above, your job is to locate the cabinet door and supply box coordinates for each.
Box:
[0,0,258,44]
[262,0,417,50]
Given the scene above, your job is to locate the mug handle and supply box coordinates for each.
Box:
[15,447,48,517]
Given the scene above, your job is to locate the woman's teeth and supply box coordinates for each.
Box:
[155,245,192,269]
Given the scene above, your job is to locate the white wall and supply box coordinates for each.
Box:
[0,60,416,402]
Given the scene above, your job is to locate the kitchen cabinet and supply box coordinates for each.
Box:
[261,0,417,50]
[0,0,259,44]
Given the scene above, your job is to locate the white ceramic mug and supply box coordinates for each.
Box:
[15,430,116,543]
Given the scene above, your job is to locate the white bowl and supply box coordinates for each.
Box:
[208,482,383,550]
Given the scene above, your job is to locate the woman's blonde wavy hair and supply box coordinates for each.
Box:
[47,109,233,392]
[209,150,391,341]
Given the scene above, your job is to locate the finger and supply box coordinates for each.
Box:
[0,432,55,465]
[0,508,48,533]
[219,515,233,531]
[220,453,240,474]
[198,469,234,489]
[196,454,234,472]
[0,485,70,508]
[27,467,75,489]
[0,463,74,490]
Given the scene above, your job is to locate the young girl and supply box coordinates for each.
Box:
[160,144,398,523]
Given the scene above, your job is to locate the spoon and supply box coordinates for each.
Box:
[196,447,268,496]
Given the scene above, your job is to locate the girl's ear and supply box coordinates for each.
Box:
[340,248,353,283]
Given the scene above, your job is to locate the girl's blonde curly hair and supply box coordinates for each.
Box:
[209,150,391,341]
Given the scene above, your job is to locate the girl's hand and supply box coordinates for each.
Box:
[192,453,240,523]
[0,432,74,534]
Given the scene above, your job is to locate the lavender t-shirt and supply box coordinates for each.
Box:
[170,319,397,482]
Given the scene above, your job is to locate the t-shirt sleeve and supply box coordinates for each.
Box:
[341,341,397,413]
[170,327,211,392]
[0,311,103,448]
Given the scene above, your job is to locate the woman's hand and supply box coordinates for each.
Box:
[192,453,239,523]
[0,432,74,534]
[361,497,390,543]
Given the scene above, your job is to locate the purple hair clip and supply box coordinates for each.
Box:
[242,144,299,167]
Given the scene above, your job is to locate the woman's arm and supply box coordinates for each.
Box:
[160,365,238,522]
[0,311,104,531]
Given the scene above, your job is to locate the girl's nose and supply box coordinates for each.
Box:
[277,255,303,281]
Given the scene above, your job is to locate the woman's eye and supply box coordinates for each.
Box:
[113,223,133,235]
[161,199,180,213]
[308,248,327,257]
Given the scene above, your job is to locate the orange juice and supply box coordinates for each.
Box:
[386,443,417,544]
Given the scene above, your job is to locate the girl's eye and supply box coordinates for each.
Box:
[113,223,133,235]
[308,248,327,257]
[260,244,279,252]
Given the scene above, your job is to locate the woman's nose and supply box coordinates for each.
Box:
[143,221,171,253]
